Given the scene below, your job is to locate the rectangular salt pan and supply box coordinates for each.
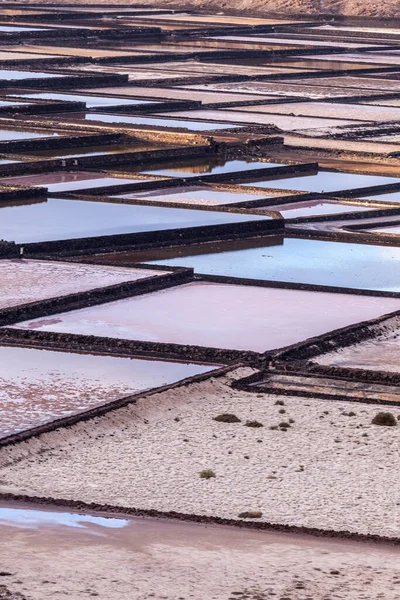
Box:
[242,172,400,193]
[0,198,271,243]
[12,281,400,352]
[145,237,400,293]
[0,259,164,309]
[0,345,214,437]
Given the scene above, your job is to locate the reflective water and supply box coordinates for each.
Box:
[0,69,62,80]
[146,237,400,292]
[2,171,143,192]
[0,197,271,243]
[15,92,155,108]
[242,171,400,193]
[0,345,214,436]
[0,507,129,529]
[13,282,400,352]
[273,199,380,219]
[141,160,282,178]
[368,224,400,235]
[84,113,241,131]
[113,186,269,206]
[0,129,58,141]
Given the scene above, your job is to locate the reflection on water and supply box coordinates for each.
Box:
[141,159,281,178]
[13,282,400,352]
[0,197,270,243]
[0,345,214,436]
[242,171,400,193]
[146,237,400,292]
[84,113,241,131]
[0,507,129,530]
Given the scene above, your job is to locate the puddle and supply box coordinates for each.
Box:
[113,186,270,207]
[0,197,271,243]
[144,236,400,292]
[83,113,242,131]
[0,506,129,529]
[2,171,144,192]
[13,281,400,352]
[14,92,157,108]
[0,259,164,309]
[241,171,400,193]
[0,345,214,436]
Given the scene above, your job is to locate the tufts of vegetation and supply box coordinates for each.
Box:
[199,469,216,479]
[244,420,263,428]
[213,413,241,423]
[238,511,263,519]
[371,412,397,427]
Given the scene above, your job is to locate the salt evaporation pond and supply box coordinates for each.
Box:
[12,281,400,352]
[139,159,282,178]
[0,198,271,243]
[0,259,164,309]
[242,171,400,193]
[0,345,214,437]
[2,171,144,193]
[144,237,400,292]
[315,325,400,373]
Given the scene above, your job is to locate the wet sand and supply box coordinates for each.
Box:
[1,501,400,600]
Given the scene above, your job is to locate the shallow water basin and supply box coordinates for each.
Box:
[1,171,144,192]
[0,345,214,437]
[156,109,356,130]
[144,237,400,293]
[241,171,400,193]
[12,281,400,352]
[83,113,242,131]
[271,199,382,219]
[0,259,164,309]
[112,186,270,207]
[14,92,159,108]
[138,159,282,178]
[0,197,272,244]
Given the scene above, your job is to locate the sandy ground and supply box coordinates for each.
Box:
[1,368,400,538]
[0,259,163,309]
[0,503,400,600]
[18,0,400,18]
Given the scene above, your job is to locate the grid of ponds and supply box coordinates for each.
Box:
[1,4,400,437]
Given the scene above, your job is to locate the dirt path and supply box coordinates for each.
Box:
[1,501,400,600]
